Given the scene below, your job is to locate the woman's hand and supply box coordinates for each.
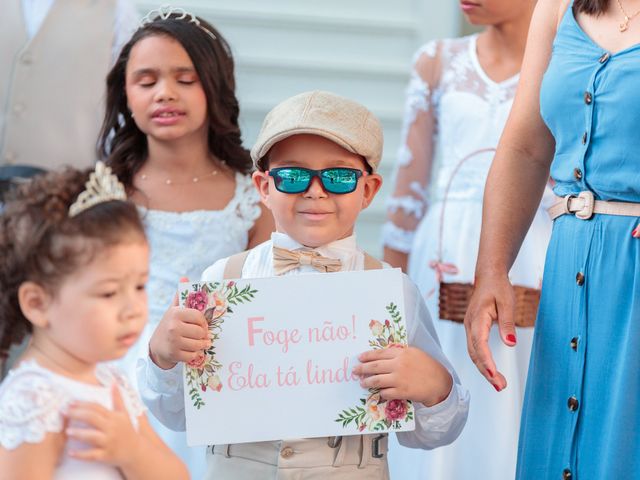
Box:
[463,272,516,391]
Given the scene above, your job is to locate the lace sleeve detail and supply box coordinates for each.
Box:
[383,40,441,250]
[233,174,262,233]
[381,221,416,253]
[0,369,68,450]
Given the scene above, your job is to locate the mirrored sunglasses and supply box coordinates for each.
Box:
[268,167,364,194]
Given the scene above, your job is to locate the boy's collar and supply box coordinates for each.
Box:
[271,232,358,257]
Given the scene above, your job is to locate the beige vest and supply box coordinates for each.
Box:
[0,0,115,169]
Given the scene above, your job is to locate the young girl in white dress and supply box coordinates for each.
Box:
[97,9,274,478]
[0,165,188,479]
[383,1,552,479]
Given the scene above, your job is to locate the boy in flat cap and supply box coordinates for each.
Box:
[139,91,469,479]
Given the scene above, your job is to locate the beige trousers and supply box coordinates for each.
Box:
[204,435,389,480]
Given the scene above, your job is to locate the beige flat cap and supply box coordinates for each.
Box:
[251,90,383,172]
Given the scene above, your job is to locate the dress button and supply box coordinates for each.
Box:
[563,468,573,479]
[584,91,592,104]
[570,337,578,351]
[581,132,588,145]
[573,168,583,180]
[567,396,579,411]
[280,446,294,459]
[576,272,585,286]
[598,52,610,63]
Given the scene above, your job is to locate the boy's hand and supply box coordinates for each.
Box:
[353,346,453,407]
[149,290,210,370]
[66,386,140,468]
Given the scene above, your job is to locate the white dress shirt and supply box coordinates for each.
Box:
[138,232,469,450]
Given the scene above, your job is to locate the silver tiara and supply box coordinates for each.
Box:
[139,5,217,40]
[69,162,127,217]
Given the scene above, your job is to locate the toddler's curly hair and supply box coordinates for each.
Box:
[0,168,146,359]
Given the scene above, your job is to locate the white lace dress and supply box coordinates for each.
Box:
[382,35,553,480]
[0,360,145,479]
[118,171,261,480]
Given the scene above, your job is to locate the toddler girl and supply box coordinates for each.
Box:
[0,164,188,479]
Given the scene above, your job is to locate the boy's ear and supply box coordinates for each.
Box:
[360,173,383,210]
[18,282,53,328]
[252,170,272,208]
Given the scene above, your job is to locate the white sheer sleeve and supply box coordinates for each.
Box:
[382,41,442,253]
[0,368,68,450]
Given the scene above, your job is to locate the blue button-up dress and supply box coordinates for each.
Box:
[517,4,640,480]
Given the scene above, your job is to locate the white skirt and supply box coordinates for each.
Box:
[388,198,552,480]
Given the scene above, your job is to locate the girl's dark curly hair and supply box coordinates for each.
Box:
[0,168,146,359]
[97,13,252,189]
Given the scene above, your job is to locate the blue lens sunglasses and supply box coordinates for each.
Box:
[268,167,364,194]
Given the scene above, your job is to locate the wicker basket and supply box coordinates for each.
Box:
[438,282,540,328]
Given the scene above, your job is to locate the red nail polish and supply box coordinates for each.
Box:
[506,334,517,344]
[487,369,494,378]
[493,384,501,392]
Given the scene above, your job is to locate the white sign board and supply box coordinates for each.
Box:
[180,268,415,446]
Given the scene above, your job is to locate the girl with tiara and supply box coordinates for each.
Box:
[0,164,188,479]
[382,0,552,478]
[97,7,274,477]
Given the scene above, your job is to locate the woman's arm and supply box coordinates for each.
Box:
[383,42,442,272]
[464,0,568,390]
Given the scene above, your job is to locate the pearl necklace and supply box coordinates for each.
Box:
[139,168,218,186]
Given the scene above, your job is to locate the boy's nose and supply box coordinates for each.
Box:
[304,176,328,198]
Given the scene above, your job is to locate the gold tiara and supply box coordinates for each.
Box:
[139,5,217,40]
[69,162,127,217]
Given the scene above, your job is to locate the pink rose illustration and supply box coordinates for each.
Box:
[186,291,208,312]
[187,352,206,369]
[385,399,408,421]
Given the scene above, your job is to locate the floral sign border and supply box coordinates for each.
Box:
[180,281,257,409]
[335,302,414,432]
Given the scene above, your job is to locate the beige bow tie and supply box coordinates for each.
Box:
[272,246,342,275]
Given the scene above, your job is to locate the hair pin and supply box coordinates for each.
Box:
[139,5,217,40]
[69,162,127,217]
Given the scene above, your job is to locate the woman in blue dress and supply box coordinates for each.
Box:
[464,0,640,478]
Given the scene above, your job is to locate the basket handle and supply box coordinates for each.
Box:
[432,147,497,281]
